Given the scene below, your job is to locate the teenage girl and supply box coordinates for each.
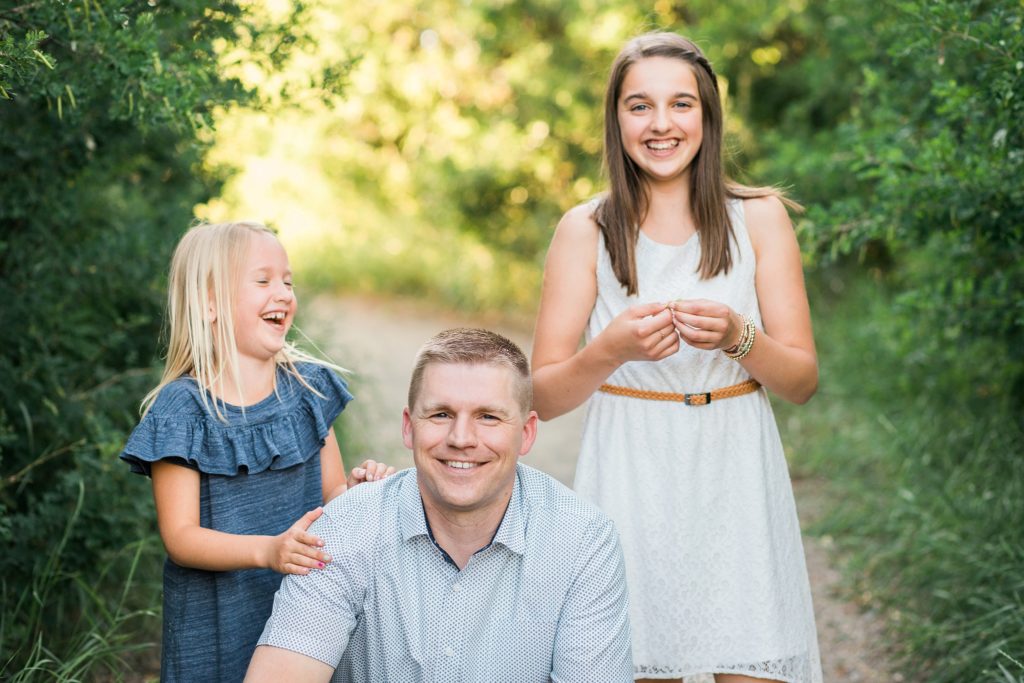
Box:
[120,222,393,682]
[532,33,823,683]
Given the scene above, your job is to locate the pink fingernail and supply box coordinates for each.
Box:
[318,561,325,568]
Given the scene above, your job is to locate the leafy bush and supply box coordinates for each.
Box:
[0,1,340,675]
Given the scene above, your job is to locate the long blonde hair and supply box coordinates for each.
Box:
[141,221,341,421]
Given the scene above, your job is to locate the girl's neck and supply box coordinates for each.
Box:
[640,176,695,245]
[214,355,278,407]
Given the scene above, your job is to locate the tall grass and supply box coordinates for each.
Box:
[0,480,161,682]
[775,268,1024,682]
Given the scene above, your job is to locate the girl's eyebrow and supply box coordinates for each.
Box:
[623,91,697,103]
[248,266,293,276]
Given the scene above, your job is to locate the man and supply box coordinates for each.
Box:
[246,328,632,682]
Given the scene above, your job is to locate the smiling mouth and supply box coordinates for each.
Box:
[445,461,479,470]
[262,311,287,328]
[645,139,679,151]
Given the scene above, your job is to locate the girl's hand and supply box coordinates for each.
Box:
[600,302,679,363]
[669,299,742,351]
[348,459,396,486]
[264,507,332,575]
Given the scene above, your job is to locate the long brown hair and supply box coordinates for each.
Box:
[597,32,799,295]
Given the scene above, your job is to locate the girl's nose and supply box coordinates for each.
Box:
[274,282,295,302]
[651,105,670,132]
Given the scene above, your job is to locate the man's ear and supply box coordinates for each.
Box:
[402,407,414,450]
[518,411,539,457]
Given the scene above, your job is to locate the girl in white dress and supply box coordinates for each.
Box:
[531,33,823,683]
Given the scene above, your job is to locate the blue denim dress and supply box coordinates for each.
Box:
[121,362,352,683]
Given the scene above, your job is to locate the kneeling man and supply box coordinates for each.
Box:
[246,328,632,682]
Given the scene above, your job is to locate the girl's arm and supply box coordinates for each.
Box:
[531,205,679,420]
[670,195,818,404]
[320,427,395,504]
[152,460,331,574]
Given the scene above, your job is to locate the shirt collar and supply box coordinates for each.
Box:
[399,465,527,557]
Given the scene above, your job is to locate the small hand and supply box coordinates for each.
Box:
[669,299,742,351]
[265,507,332,575]
[601,301,679,363]
[348,459,397,486]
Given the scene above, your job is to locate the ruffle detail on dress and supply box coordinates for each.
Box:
[120,363,353,477]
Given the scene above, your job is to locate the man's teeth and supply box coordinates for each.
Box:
[646,140,678,150]
[446,461,477,469]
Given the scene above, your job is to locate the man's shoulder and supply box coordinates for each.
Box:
[321,467,412,527]
[515,464,612,530]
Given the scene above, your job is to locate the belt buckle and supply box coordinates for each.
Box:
[683,391,711,406]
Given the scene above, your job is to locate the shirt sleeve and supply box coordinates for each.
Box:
[550,516,633,683]
[256,503,370,668]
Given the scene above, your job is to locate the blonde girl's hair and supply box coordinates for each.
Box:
[597,31,802,295]
[140,221,343,421]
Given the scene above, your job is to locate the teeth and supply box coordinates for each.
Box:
[262,312,285,321]
[446,461,477,469]
[646,140,678,150]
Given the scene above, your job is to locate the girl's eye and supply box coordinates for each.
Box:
[630,103,650,112]
[284,281,294,288]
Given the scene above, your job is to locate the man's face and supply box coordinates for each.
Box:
[403,362,537,519]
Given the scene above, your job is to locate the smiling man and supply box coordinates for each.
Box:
[245,328,632,683]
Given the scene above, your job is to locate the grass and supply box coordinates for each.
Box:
[773,268,1024,682]
[1,480,162,682]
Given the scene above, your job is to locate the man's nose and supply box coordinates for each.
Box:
[446,415,477,449]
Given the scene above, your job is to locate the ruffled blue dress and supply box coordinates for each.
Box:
[120,362,352,683]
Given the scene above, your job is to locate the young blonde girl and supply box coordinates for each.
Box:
[532,33,823,682]
[120,222,392,682]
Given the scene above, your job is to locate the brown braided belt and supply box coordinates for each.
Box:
[598,378,761,406]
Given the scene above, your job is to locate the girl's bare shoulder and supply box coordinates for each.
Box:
[555,200,602,242]
[742,194,792,232]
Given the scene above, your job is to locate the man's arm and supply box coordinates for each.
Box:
[245,499,370,681]
[551,517,633,683]
[245,646,334,683]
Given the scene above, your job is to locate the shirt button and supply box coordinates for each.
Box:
[451,582,461,592]
[444,646,455,658]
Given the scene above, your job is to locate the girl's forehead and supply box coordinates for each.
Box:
[244,231,289,267]
[621,57,698,93]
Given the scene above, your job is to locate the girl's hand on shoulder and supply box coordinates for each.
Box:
[348,459,396,487]
[669,299,742,351]
[264,507,332,575]
[600,301,679,362]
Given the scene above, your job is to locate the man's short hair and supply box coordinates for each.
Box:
[408,328,532,414]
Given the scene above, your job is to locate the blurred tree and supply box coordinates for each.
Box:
[0,0,346,674]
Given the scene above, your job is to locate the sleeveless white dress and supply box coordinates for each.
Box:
[574,199,823,682]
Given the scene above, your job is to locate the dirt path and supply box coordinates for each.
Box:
[306,293,897,683]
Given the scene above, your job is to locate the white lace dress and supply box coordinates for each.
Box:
[574,199,823,682]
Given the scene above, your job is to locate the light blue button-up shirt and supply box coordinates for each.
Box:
[258,464,632,682]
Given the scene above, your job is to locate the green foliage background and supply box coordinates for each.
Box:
[2,0,1022,679]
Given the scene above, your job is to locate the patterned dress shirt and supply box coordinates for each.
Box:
[257,463,632,682]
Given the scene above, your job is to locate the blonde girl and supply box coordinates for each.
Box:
[532,33,823,682]
[120,222,392,683]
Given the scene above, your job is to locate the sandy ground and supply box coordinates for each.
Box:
[306,293,900,683]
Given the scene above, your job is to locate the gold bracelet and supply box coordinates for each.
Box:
[724,315,756,360]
